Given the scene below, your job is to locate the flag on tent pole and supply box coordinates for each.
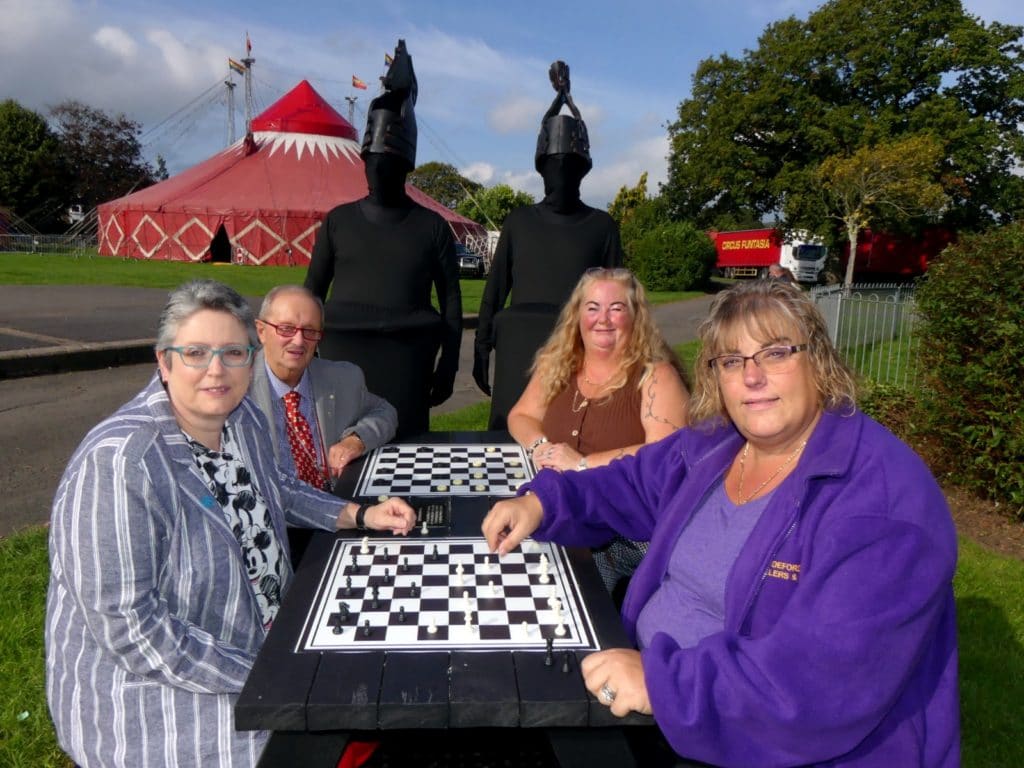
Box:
[384,52,394,66]
[352,75,368,90]
[228,58,246,75]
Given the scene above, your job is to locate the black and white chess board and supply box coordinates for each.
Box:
[298,536,599,652]
[355,443,534,498]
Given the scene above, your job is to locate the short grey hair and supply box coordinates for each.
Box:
[155,279,258,355]
[258,284,325,325]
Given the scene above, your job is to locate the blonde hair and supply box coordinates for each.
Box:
[689,280,857,425]
[531,268,687,403]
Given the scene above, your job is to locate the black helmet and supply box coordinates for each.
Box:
[534,60,591,174]
[361,39,418,170]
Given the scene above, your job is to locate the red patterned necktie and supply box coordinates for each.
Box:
[283,390,324,489]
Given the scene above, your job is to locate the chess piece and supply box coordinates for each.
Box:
[401,556,409,573]
[544,637,554,667]
[306,39,462,438]
[411,581,419,597]
[344,575,352,596]
[431,544,439,561]
[398,606,406,623]
[474,59,623,429]
[362,619,371,637]
[421,518,429,535]
[360,536,370,555]
[371,584,379,609]
[350,552,359,574]
[562,651,571,674]
[427,617,438,634]
[384,567,391,585]
[339,602,350,621]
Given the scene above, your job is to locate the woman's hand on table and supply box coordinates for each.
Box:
[581,648,652,717]
[365,498,416,535]
[531,441,584,473]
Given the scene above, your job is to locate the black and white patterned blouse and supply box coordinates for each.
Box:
[186,428,285,630]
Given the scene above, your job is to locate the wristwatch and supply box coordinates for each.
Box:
[355,503,370,530]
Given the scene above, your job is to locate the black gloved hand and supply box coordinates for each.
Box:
[429,368,455,406]
[472,344,492,396]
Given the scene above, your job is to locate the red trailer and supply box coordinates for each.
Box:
[710,228,827,282]
[841,228,956,278]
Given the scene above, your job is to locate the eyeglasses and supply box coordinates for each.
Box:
[164,344,256,368]
[259,320,323,341]
[708,344,808,375]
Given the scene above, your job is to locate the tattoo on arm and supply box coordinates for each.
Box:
[643,372,682,429]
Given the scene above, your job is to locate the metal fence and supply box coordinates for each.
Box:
[0,233,96,255]
[808,283,920,387]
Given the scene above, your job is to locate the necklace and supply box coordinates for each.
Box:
[736,439,807,505]
[571,388,590,413]
[582,364,615,388]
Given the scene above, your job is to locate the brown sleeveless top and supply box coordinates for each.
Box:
[541,369,645,454]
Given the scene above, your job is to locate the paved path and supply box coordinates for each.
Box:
[0,285,716,537]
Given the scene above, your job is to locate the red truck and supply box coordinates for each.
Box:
[841,228,955,278]
[710,228,827,283]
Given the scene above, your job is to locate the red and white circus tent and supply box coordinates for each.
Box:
[97,80,486,265]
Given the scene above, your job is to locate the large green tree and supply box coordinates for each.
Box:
[407,161,482,210]
[0,100,64,229]
[818,134,949,286]
[50,101,155,210]
[664,0,1024,233]
[456,184,534,229]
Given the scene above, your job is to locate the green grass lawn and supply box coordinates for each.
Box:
[0,251,698,316]
[5,395,1021,766]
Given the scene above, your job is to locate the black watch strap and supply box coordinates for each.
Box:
[355,503,370,530]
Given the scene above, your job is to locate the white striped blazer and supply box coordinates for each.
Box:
[45,374,343,767]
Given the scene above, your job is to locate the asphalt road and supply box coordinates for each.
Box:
[0,290,716,538]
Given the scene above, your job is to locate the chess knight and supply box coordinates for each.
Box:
[473,60,624,430]
[305,39,463,439]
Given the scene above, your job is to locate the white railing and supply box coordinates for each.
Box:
[808,283,920,387]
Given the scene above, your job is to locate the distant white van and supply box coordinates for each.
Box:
[67,204,85,224]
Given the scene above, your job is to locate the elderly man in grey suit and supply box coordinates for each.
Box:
[251,285,397,488]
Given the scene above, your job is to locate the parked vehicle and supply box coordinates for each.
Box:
[840,228,955,278]
[709,228,827,283]
[456,244,486,278]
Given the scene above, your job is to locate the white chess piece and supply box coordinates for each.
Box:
[360,536,370,555]
[421,519,428,535]
[489,579,498,596]
[520,620,530,638]
[427,618,438,635]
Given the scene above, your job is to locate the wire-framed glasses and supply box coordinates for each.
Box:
[708,344,808,376]
[164,344,256,368]
[259,320,324,341]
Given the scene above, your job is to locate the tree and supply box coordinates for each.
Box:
[663,0,1024,233]
[608,172,650,226]
[818,134,949,287]
[154,154,170,182]
[50,101,155,210]
[407,161,482,210]
[455,184,534,229]
[0,100,64,229]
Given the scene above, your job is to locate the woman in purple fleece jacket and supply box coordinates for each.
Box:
[483,280,959,767]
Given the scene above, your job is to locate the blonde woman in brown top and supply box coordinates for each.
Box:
[508,268,690,592]
[509,268,690,472]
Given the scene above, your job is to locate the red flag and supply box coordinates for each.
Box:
[246,31,252,54]
[352,75,368,90]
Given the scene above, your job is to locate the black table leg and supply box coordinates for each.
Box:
[546,727,637,768]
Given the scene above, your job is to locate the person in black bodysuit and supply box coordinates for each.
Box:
[305,40,462,439]
[473,61,623,431]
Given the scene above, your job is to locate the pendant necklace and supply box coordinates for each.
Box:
[571,388,589,413]
[736,438,808,505]
[582,364,614,388]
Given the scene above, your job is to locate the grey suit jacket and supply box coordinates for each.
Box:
[250,350,397,468]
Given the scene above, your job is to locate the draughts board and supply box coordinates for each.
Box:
[354,443,534,498]
[297,536,599,652]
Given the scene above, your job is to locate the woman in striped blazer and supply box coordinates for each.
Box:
[45,279,415,767]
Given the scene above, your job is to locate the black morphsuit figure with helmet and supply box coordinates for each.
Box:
[305,41,462,439]
[474,61,623,431]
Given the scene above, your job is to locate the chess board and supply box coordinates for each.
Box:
[355,443,534,498]
[297,536,599,652]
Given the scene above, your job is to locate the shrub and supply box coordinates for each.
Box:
[626,220,716,292]
[914,224,1024,518]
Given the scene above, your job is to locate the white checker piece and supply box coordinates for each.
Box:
[298,537,599,652]
[355,443,534,498]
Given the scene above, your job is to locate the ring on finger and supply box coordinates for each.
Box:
[600,683,616,704]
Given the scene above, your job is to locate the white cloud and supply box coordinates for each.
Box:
[93,26,137,60]
[462,162,495,184]
[489,96,546,134]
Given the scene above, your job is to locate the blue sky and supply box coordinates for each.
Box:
[3,0,1022,208]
